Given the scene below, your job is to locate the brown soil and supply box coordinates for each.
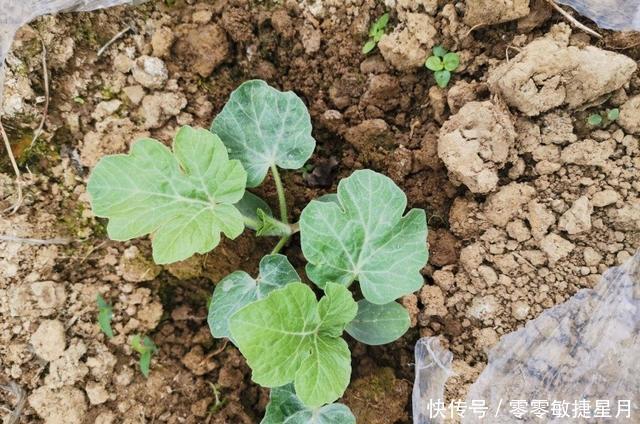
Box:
[1,1,639,423]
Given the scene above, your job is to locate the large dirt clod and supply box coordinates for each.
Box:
[488,27,638,116]
[464,0,530,27]
[438,101,516,194]
[378,13,437,70]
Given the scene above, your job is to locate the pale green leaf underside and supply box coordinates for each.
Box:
[234,191,273,231]
[208,254,299,340]
[229,283,357,408]
[300,170,428,305]
[87,126,247,264]
[211,80,316,187]
[261,384,355,424]
[346,300,410,345]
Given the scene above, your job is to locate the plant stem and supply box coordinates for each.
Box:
[242,215,261,230]
[270,164,291,254]
[271,164,288,224]
[271,236,289,255]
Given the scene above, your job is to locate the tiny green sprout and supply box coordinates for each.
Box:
[131,335,157,378]
[363,13,389,54]
[587,108,620,128]
[607,108,620,121]
[96,294,114,339]
[425,46,460,88]
[588,114,603,126]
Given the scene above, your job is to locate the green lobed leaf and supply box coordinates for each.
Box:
[208,254,299,340]
[425,56,444,72]
[443,52,460,72]
[96,294,114,339]
[211,80,316,187]
[434,70,451,88]
[346,300,410,345]
[87,126,247,264]
[362,39,377,54]
[300,170,428,305]
[229,282,357,407]
[262,384,356,424]
[234,191,273,231]
[432,45,448,58]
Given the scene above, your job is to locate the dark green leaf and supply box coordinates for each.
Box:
[96,294,114,339]
[139,351,151,378]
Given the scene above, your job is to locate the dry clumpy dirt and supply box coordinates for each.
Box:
[0,0,639,423]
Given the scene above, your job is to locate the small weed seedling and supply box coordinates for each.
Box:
[588,108,619,128]
[88,80,429,423]
[425,45,460,88]
[131,335,157,378]
[362,13,389,54]
[96,294,114,338]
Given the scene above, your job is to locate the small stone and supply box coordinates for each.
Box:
[419,286,447,317]
[506,219,531,242]
[512,301,531,320]
[131,56,168,89]
[477,265,498,286]
[558,196,592,234]
[181,346,217,376]
[592,189,619,207]
[113,54,133,73]
[122,85,145,106]
[561,139,615,166]
[540,233,575,265]
[484,183,536,227]
[618,95,640,135]
[468,295,501,321]
[401,294,419,327]
[85,382,109,405]
[527,201,556,240]
[31,320,66,361]
[29,386,87,424]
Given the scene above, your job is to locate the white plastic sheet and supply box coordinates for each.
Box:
[414,252,640,423]
[0,0,145,105]
[557,0,640,31]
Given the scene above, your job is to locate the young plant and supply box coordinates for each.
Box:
[131,334,157,377]
[425,45,460,88]
[96,294,114,339]
[362,13,389,54]
[87,79,429,423]
[587,108,619,128]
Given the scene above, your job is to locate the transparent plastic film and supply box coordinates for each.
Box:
[556,0,640,31]
[0,0,146,105]
[413,252,640,423]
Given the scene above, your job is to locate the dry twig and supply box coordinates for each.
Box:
[0,235,72,245]
[0,119,22,214]
[0,381,26,424]
[97,26,133,57]
[547,0,602,38]
[30,40,49,149]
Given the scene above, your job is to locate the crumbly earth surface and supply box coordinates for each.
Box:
[0,1,639,423]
